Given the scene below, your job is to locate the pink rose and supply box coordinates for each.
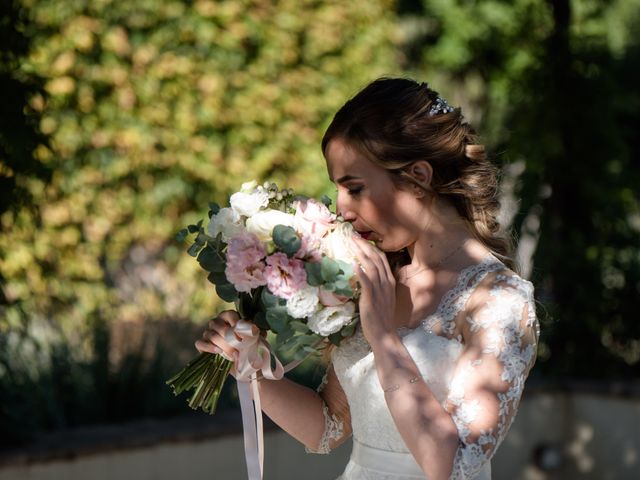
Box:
[264,252,307,299]
[224,233,267,292]
[293,199,336,239]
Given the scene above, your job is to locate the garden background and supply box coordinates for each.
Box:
[1,0,639,478]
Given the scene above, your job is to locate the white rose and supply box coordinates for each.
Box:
[207,207,244,242]
[245,209,295,242]
[286,286,320,319]
[230,189,269,217]
[322,222,357,264]
[307,301,356,336]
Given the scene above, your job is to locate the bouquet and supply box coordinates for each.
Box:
[166,181,360,415]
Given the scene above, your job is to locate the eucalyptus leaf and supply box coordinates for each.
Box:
[187,240,204,257]
[253,311,269,331]
[216,283,238,302]
[261,289,282,308]
[266,306,289,333]
[305,262,323,286]
[321,257,340,282]
[175,228,189,243]
[320,195,332,207]
[207,271,228,285]
[290,320,309,333]
[208,202,221,216]
[198,246,226,272]
[272,225,301,257]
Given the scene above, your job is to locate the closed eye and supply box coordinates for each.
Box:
[348,186,364,196]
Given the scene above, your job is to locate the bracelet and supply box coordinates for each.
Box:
[383,375,421,393]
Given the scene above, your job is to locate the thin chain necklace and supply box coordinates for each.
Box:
[399,238,471,282]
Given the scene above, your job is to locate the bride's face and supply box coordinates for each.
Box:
[325,137,425,252]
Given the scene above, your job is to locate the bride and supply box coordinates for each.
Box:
[196,77,540,480]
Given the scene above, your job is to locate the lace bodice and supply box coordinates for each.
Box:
[307,254,539,480]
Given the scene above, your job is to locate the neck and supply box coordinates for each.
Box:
[405,200,475,271]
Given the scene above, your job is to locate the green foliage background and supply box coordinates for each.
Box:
[1,0,639,443]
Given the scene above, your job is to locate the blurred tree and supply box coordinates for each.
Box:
[0,0,397,439]
[397,0,640,378]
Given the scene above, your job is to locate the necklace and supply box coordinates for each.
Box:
[399,238,470,282]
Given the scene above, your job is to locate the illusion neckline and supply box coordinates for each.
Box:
[395,251,504,336]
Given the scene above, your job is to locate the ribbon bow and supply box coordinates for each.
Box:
[221,319,304,480]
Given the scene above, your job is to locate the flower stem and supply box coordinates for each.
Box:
[166,352,233,415]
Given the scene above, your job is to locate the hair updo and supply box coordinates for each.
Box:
[322,77,516,272]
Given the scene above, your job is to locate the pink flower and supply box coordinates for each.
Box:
[295,233,323,262]
[264,252,307,299]
[225,233,267,292]
[293,199,336,239]
[318,288,349,307]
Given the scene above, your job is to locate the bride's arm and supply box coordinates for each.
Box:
[371,272,538,480]
[257,362,352,452]
[196,311,351,452]
[371,334,460,480]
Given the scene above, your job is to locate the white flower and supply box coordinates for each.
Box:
[286,286,320,319]
[322,222,357,265]
[240,180,258,192]
[245,209,296,242]
[307,301,356,336]
[207,207,244,242]
[230,188,269,217]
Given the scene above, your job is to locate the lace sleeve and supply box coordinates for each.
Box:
[305,361,352,454]
[445,272,539,479]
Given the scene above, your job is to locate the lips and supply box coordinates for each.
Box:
[357,231,373,240]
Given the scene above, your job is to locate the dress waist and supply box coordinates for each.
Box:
[351,439,426,478]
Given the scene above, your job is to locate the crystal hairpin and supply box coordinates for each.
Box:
[428,96,455,116]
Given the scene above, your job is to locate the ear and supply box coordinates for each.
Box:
[406,161,433,192]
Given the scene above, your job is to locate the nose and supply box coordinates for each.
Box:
[336,191,357,222]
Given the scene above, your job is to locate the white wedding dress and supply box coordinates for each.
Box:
[306,253,539,480]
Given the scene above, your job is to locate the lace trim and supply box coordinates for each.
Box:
[423,254,506,335]
[448,274,538,479]
[305,367,344,455]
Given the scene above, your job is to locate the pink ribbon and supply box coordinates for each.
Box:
[222,320,305,480]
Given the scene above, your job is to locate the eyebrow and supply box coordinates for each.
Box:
[335,174,362,184]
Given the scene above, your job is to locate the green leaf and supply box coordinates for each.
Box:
[176,228,189,243]
[208,202,221,217]
[253,311,269,331]
[321,195,332,207]
[272,225,301,257]
[275,326,295,346]
[321,257,340,282]
[266,306,289,333]
[290,320,309,332]
[198,246,225,272]
[328,331,343,346]
[304,262,323,286]
[216,283,238,302]
[187,240,204,257]
[207,271,228,285]
[261,289,283,308]
[187,223,200,234]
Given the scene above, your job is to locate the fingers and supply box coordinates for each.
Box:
[218,310,240,327]
[351,235,395,287]
[196,312,240,361]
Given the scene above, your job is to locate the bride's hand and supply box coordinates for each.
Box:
[351,235,397,346]
[195,310,240,364]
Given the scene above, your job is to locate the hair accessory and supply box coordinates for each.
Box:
[428,96,455,116]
